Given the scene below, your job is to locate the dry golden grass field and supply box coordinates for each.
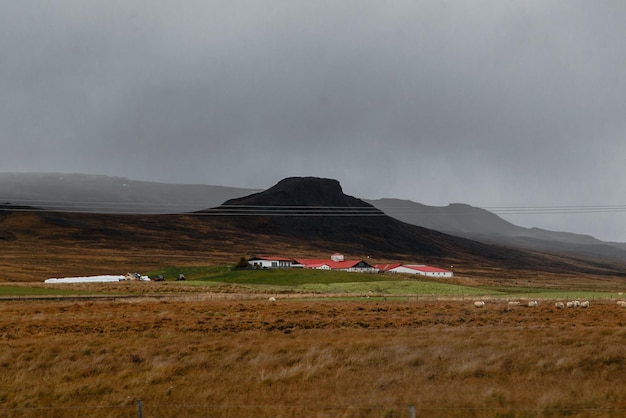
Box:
[2,296,626,418]
[4,208,626,417]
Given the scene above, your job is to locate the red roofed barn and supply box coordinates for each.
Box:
[384,264,453,277]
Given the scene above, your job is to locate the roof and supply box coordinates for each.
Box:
[295,258,374,269]
[331,260,368,269]
[398,265,452,273]
[374,263,403,271]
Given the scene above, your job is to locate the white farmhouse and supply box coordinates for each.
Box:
[247,256,297,269]
[331,253,344,262]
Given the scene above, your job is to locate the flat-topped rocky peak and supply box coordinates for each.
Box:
[223,177,371,208]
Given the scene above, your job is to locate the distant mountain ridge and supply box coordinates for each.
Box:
[2,172,625,260]
[366,199,600,242]
[0,172,260,213]
[2,174,626,280]
[366,198,626,259]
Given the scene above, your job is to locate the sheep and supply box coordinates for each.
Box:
[554,302,565,309]
[617,300,626,307]
[566,301,575,308]
[268,297,276,302]
[580,301,589,308]
[474,300,485,308]
[573,300,581,307]
[508,301,520,306]
[527,300,538,307]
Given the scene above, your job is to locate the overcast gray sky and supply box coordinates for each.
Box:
[2,1,626,241]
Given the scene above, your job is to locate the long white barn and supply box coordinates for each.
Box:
[384,264,453,277]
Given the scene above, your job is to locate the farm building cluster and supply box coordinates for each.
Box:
[247,253,454,278]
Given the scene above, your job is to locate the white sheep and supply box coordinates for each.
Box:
[527,300,538,307]
[617,300,626,307]
[566,301,575,308]
[573,300,581,307]
[554,302,565,309]
[474,300,485,308]
[508,301,520,306]
[580,301,589,308]
[268,297,276,302]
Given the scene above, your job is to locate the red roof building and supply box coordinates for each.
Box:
[295,258,378,273]
[385,264,453,277]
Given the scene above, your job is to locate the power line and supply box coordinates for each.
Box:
[0,201,386,216]
[0,207,386,216]
[2,200,626,216]
[372,205,626,215]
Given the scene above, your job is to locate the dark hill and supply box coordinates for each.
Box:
[223,177,369,208]
[207,177,626,275]
[4,177,626,281]
[367,198,626,260]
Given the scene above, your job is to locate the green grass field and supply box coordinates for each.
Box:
[5,265,622,300]
[0,285,92,297]
[152,267,496,296]
[154,265,399,285]
[154,267,621,299]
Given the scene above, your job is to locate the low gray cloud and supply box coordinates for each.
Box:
[1,1,625,240]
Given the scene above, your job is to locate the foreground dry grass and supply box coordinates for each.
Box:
[2,297,626,417]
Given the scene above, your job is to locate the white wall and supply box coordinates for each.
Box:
[248,259,293,268]
[389,266,453,277]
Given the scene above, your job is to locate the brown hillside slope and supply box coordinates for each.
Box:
[2,177,626,282]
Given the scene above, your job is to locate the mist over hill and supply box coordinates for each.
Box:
[366,199,598,243]
[367,198,626,259]
[0,172,260,213]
